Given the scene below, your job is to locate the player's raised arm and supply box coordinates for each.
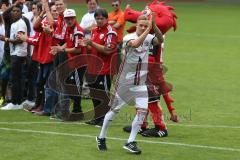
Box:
[127,15,152,48]
[42,0,54,26]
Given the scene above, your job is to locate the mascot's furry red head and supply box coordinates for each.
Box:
[124,0,177,34]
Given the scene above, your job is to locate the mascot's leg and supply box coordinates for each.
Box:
[141,101,168,137]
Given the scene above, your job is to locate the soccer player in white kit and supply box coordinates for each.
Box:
[96,12,164,154]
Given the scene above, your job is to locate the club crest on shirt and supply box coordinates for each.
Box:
[99,34,104,40]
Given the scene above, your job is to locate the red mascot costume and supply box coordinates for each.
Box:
[123,0,178,137]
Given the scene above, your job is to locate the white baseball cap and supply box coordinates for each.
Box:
[64,9,76,18]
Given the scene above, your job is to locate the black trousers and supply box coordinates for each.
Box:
[10,55,26,104]
[66,67,86,112]
[25,58,39,101]
[87,74,111,121]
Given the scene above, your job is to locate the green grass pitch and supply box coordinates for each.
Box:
[0,2,240,160]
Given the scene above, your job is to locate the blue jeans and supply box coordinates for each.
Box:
[35,63,53,107]
[43,86,58,114]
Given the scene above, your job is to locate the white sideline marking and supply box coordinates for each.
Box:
[0,127,239,152]
[0,121,240,129]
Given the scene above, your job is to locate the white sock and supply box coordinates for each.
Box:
[128,110,147,143]
[99,110,118,139]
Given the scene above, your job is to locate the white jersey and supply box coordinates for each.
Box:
[10,19,28,57]
[110,32,154,110]
[120,32,154,86]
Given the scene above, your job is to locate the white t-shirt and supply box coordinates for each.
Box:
[80,12,96,29]
[80,12,96,38]
[10,19,28,57]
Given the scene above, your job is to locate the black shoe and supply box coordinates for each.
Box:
[123,141,141,154]
[123,125,149,134]
[85,119,98,125]
[141,128,168,137]
[96,136,107,151]
[95,120,103,128]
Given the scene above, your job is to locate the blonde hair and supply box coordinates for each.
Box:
[137,15,148,22]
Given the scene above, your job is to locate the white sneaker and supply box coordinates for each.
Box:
[21,100,35,109]
[0,103,23,110]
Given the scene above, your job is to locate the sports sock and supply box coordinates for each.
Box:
[99,110,118,139]
[128,109,147,143]
[141,110,149,129]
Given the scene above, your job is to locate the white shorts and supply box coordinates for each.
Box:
[110,85,148,112]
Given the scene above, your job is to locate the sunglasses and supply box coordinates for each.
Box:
[112,4,119,7]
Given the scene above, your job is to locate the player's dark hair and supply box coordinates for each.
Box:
[49,2,55,9]
[94,8,108,19]
[55,0,65,2]
[14,3,23,12]
[86,0,98,4]
[36,1,42,12]
[0,0,10,7]
[112,0,121,4]
[29,0,39,11]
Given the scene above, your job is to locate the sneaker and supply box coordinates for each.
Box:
[123,125,149,134]
[95,120,103,128]
[0,103,23,110]
[85,119,98,125]
[23,105,37,112]
[96,137,107,151]
[34,111,51,116]
[31,106,43,113]
[141,128,168,137]
[123,141,141,154]
[49,114,62,121]
[22,100,35,109]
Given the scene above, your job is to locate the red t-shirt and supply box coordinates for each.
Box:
[53,15,67,45]
[64,23,85,59]
[87,24,117,75]
[33,16,54,64]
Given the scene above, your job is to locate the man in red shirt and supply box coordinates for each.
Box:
[51,9,86,116]
[25,0,56,115]
[81,8,117,127]
[53,0,67,43]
